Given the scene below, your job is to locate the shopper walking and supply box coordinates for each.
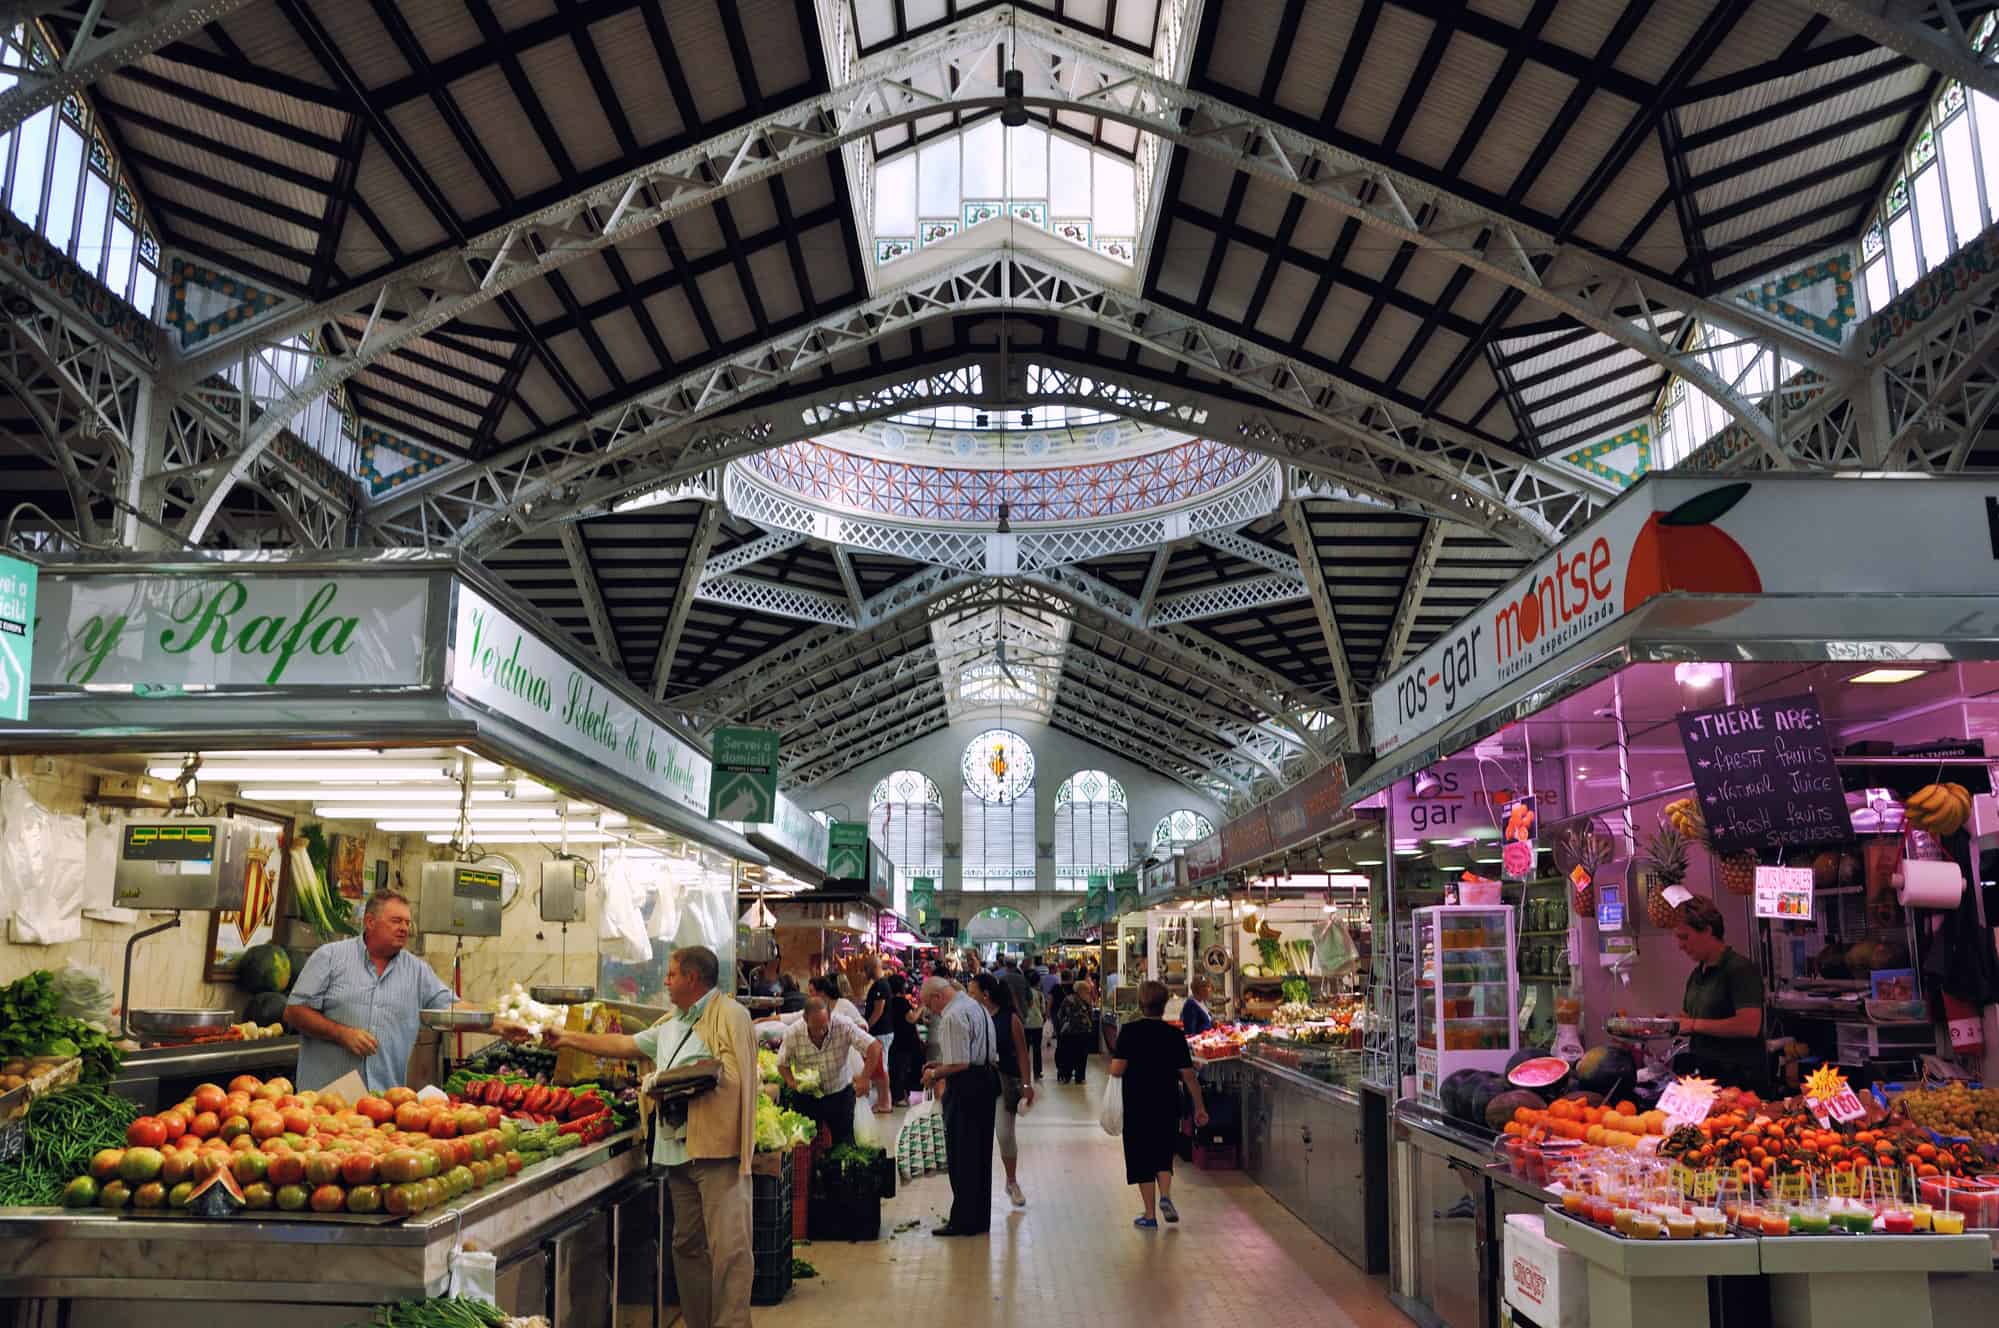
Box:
[1053,980,1095,1084]
[920,975,999,1236]
[1111,980,1209,1229]
[971,973,1037,1206]
[863,956,898,1114]
[1020,973,1046,1079]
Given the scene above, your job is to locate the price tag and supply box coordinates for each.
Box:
[1568,863,1592,901]
[1754,865,1815,920]
[1657,1076,1718,1131]
[1776,1173,1809,1203]
[1829,1169,1862,1198]
[1661,884,1694,908]
[1805,1086,1868,1129]
[1693,1170,1720,1200]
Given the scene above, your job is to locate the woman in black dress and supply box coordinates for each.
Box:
[1109,980,1209,1228]
[884,970,925,1106]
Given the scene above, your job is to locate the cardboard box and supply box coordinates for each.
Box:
[1502,1213,1586,1328]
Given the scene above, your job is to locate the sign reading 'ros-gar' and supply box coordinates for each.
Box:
[1370,477,1999,754]
[450,585,710,817]
[34,574,430,689]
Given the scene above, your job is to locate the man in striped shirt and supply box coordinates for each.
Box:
[775,997,882,1147]
[286,891,466,1093]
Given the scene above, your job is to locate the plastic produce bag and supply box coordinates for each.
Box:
[445,1245,497,1305]
[1100,1076,1124,1136]
[81,808,137,923]
[596,851,653,965]
[3,782,84,945]
[1314,917,1360,980]
[853,1096,881,1148]
[52,963,116,1032]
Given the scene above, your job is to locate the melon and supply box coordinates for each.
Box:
[1574,1045,1637,1097]
[1506,1056,1572,1096]
[1485,1088,1548,1132]
[1505,1045,1551,1074]
[244,991,289,1027]
[237,943,292,995]
[1443,1069,1506,1127]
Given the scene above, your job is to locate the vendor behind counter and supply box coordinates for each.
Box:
[1673,896,1767,1091]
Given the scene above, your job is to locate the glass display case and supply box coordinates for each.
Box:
[1413,904,1518,1105]
[1246,1034,1366,1089]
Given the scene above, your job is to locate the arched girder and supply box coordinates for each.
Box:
[168,4,1816,546]
[370,254,1609,555]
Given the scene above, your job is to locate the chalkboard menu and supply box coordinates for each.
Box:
[1677,692,1854,853]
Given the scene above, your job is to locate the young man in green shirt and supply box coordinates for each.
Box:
[1673,896,1767,1090]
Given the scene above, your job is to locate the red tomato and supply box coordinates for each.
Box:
[189,1111,220,1140]
[309,1183,347,1214]
[126,1117,169,1149]
[228,1075,263,1097]
[156,1111,188,1142]
[395,1102,430,1133]
[340,1152,378,1186]
[356,1097,395,1125]
[192,1084,227,1116]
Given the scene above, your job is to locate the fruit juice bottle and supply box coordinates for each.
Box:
[1932,1209,1966,1235]
[1612,1207,1639,1235]
[1562,1188,1589,1215]
[1791,1205,1831,1235]
[1835,1203,1876,1234]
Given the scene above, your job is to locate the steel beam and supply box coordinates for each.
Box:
[558,523,622,672]
[1135,547,1172,620]
[1380,517,1450,680]
[1196,528,1304,579]
[831,546,866,617]
[372,258,1610,555]
[1147,572,1307,625]
[696,529,808,582]
[0,0,262,138]
[652,501,720,700]
[695,573,857,628]
[1788,1,1999,102]
[1285,498,1361,740]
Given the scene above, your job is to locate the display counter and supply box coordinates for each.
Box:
[0,1132,651,1328]
[109,1038,303,1112]
[1239,1048,1385,1273]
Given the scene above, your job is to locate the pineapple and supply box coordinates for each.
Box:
[1642,823,1689,928]
[1715,848,1759,896]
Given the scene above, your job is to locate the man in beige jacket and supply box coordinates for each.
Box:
[522,946,758,1328]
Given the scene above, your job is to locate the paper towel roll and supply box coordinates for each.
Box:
[1895,858,1965,910]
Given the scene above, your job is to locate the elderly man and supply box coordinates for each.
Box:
[518,946,757,1328]
[776,996,883,1147]
[286,890,467,1092]
[920,975,1000,1237]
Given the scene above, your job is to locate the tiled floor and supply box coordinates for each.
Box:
[743,1062,1409,1327]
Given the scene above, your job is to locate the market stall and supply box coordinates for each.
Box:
[1346,474,1999,1328]
[0,553,785,1324]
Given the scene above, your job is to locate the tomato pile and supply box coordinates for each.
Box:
[57,1073,582,1217]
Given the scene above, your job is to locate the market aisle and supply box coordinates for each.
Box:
[742,1061,1406,1327]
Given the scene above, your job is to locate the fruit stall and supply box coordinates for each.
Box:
[0,554,773,1326]
[1342,474,1999,1328]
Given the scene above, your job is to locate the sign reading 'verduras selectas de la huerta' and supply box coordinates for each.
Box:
[1370,477,1999,755]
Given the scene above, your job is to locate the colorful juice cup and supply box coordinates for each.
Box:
[1881,1210,1915,1234]
[1909,1204,1933,1232]
[1933,1209,1966,1235]
[1664,1214,1697,1240]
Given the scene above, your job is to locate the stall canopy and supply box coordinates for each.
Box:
[1175,756,1356,894]
[6,552,767,866]
[1350,474,1999,800]
[727,791,828,886]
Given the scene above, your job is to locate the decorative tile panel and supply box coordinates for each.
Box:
[1729,253,1857,346]
[1052,218,1091,248]
[0,210,159,363]
[1555,424,1651,489]
[358,425,454,498]
[919,218,958,247]
[874,237,914,265]
[164,256,286,350]
[1862,224,1999,358]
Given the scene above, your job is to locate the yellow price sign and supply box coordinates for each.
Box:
[1828,1169,1862,1197]
[1693,1169,1721,1199]
[1864,1165,1904,1203]
[1775,1173,1809,1203]
[1672,1165,1698,1197]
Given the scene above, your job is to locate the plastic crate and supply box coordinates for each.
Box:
[1836,1020,1937,1065]
[751,1152,793,1306]
[1192,1141,1238,1170]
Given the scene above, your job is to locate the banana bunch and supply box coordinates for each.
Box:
[1906,782,1973,836]
[1663,797,1707,842]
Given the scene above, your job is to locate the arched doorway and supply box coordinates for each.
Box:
[962,904,1034,957]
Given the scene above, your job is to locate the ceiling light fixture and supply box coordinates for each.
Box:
[1847,667,1928,685]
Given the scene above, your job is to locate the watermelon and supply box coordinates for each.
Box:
[1574,1045,1637,1097]
[1506,1045,1551,1074]
[189,1165,245,1218]
[237,943,292,995]
[1485,1088,1547,1132]
[1506,1056,1572,1096]
[244,991,288,1026]
[1442,1068,1506,1126]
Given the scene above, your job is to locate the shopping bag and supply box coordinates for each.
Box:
[853,1096,881,1148]
[1100,1076,1124,1136]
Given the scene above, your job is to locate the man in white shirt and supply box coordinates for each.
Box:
[776,997,882,1148]
[920,976,999,1236]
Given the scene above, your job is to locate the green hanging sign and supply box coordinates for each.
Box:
[0,554,34,723]
[907,876,935,925]
[826,821,869,879]
[706,726,779,823]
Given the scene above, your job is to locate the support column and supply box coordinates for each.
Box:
[119,377,172,551]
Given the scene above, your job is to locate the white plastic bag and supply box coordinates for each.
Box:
[81,808,137,923]
[596,850,653,965]
[445,1245,497,1305]
[853,1096,881,1148]
[3,782,84,945]
[1100,1075,1124,1136]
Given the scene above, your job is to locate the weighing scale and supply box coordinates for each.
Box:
[111,817,260,1041]
[533,856,594,1005]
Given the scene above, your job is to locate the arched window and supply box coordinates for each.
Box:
[869,770,943,895]
[961,729,1035,891]
[1152,810,1216,854]
[1053,770,1128,892]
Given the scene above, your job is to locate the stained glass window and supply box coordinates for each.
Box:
[962,730,1035,889]
[869,770,944,894]
[1053,771,1129,891]
[1151,810,1216,852]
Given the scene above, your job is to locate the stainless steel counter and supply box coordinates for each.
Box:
[109,1038,303,1111]
[0,1131,646,1323]
[1240,1058,1383,1271]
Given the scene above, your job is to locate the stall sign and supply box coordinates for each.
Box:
[731,791,828,875]
[449,585,710,816]
[1656,1076,1718,1131]
[707,727,778,823]
[1265,760,1352,849]
[1677,692,1853,853]
[1220,807,1272,872]
[1371,476,1999,755]
[827,821,869,879]
[1184,833,1222,881]
[1141,854,1186,898]
[907,877,935,926]
[0,554,33,721]
[867,843,895,906]
[1753,865,1815,921]
[35,572,430,690]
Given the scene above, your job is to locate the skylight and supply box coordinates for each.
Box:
[871,119,1139,268]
